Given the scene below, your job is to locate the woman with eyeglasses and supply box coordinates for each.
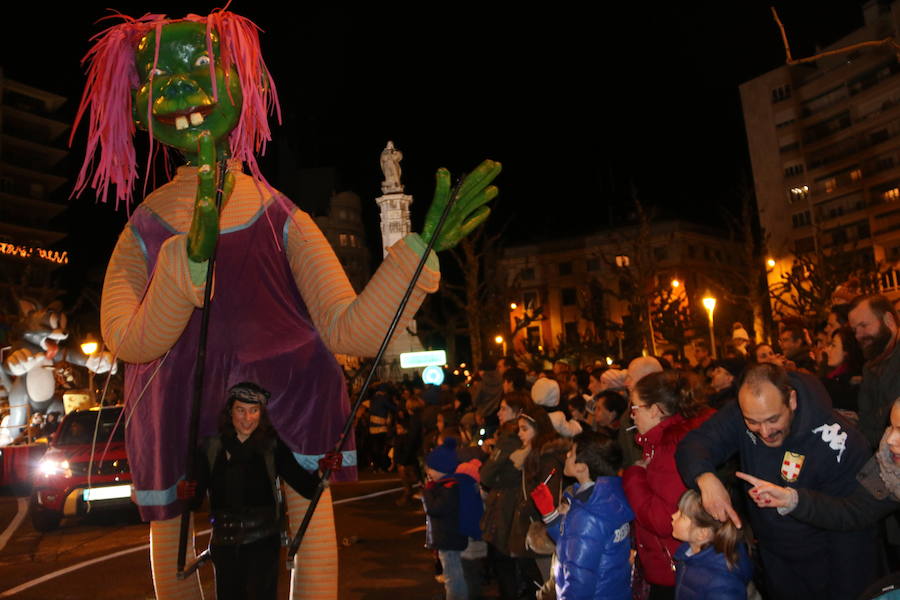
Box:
[622,371,715,600]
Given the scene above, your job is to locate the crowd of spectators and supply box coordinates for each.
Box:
[352,291,900,599]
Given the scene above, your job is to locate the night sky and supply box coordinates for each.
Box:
[0,1,873,292]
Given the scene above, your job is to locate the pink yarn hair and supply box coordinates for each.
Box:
[70,9,281,210]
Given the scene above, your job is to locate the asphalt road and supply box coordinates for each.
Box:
[0,474,451,600]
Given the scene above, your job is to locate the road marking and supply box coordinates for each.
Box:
[0,486,404,596]
[333,486,402,505]
[0,498,28,553]
[401,525,426,535]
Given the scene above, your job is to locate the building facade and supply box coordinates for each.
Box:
[0,74,69,320]
[312,190,372,293]
[741,0,900,302]
[498,220,746,360]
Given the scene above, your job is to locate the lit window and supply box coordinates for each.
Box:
[789,185,809,203]
[824,178,836,193]
[884,188,900,202]
[615,255,630,267]
[851,169,862,181]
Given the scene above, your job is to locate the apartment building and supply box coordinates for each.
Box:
[741,1,900,299]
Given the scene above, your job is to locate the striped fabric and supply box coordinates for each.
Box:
[285,485,338,600]
[102,166,440,600]
[101,166,440,363]
[150,516,203,600]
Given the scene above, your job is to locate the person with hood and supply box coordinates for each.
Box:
[707,359,745,410]
[423,437,483,600]
[622,370,714,598]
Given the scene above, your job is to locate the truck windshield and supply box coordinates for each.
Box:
[56,409,125,445]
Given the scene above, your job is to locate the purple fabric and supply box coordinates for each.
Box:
[125,200,356,521]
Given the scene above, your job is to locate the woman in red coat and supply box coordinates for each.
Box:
[622,371,714,600]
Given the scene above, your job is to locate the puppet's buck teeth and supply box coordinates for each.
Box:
[190,112,204,126]
[175,116,189,130]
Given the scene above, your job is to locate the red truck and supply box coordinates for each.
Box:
[30,406,133,531]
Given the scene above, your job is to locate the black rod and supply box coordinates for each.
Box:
[285,178,461,568]
[177,159,226,577]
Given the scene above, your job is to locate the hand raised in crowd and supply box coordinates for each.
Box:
[736,471,796,509]
[529,483,556,518]
[696,472,742,528]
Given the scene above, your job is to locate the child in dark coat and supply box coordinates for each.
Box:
[424,437,482,599]
[670,490,753,599]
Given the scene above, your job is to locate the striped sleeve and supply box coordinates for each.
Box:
[101,225,206,363]
[286,209,440,357]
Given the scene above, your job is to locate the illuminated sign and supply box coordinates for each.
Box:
[399,350,447,369]
[0,242,69,265]
[422,365,445,386]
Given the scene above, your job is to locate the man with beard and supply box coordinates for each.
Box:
[849,294,900,449]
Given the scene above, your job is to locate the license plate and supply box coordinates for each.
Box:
[83,484,132,501]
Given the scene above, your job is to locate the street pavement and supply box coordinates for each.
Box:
[0,472,476,599]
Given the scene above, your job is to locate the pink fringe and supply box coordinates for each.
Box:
[70,9,281,211]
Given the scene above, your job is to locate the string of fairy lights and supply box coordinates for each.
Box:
[0,241,69,265]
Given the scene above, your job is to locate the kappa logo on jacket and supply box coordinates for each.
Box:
[812,422,847,463]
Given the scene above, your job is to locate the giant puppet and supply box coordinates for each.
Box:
[71,10,499,600]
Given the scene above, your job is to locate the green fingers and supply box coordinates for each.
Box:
[187,132,221,263]
[421,159,501,252]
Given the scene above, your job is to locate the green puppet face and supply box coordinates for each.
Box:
[132,21,242,159]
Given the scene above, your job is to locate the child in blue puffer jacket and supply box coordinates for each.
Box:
[671,490,753,599]
[531,430,634,600]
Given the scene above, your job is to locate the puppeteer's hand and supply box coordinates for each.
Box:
[176,479,197,500]
[318,451,343,474]
[187,131,234,263]
[420,160,501,252]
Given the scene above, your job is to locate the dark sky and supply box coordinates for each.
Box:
[0,1,873,286]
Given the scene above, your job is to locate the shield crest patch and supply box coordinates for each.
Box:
[781,451,805,483]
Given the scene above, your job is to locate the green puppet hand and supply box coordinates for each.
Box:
[420,159,501,252]
[187,132,234,263]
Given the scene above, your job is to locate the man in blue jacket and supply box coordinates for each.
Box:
[675,363,878,600]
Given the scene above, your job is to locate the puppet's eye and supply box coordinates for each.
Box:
[194,55,210,67]
[151,67,166,77]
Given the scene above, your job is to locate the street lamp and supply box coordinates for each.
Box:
[509,302,518,310]
[494,335,507,357]
[766,258,776,269]
[671,278,680,288]
[702,296,717,359]
[80,336,99,404]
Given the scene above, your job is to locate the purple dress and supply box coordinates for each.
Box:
[125,201,356,522]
